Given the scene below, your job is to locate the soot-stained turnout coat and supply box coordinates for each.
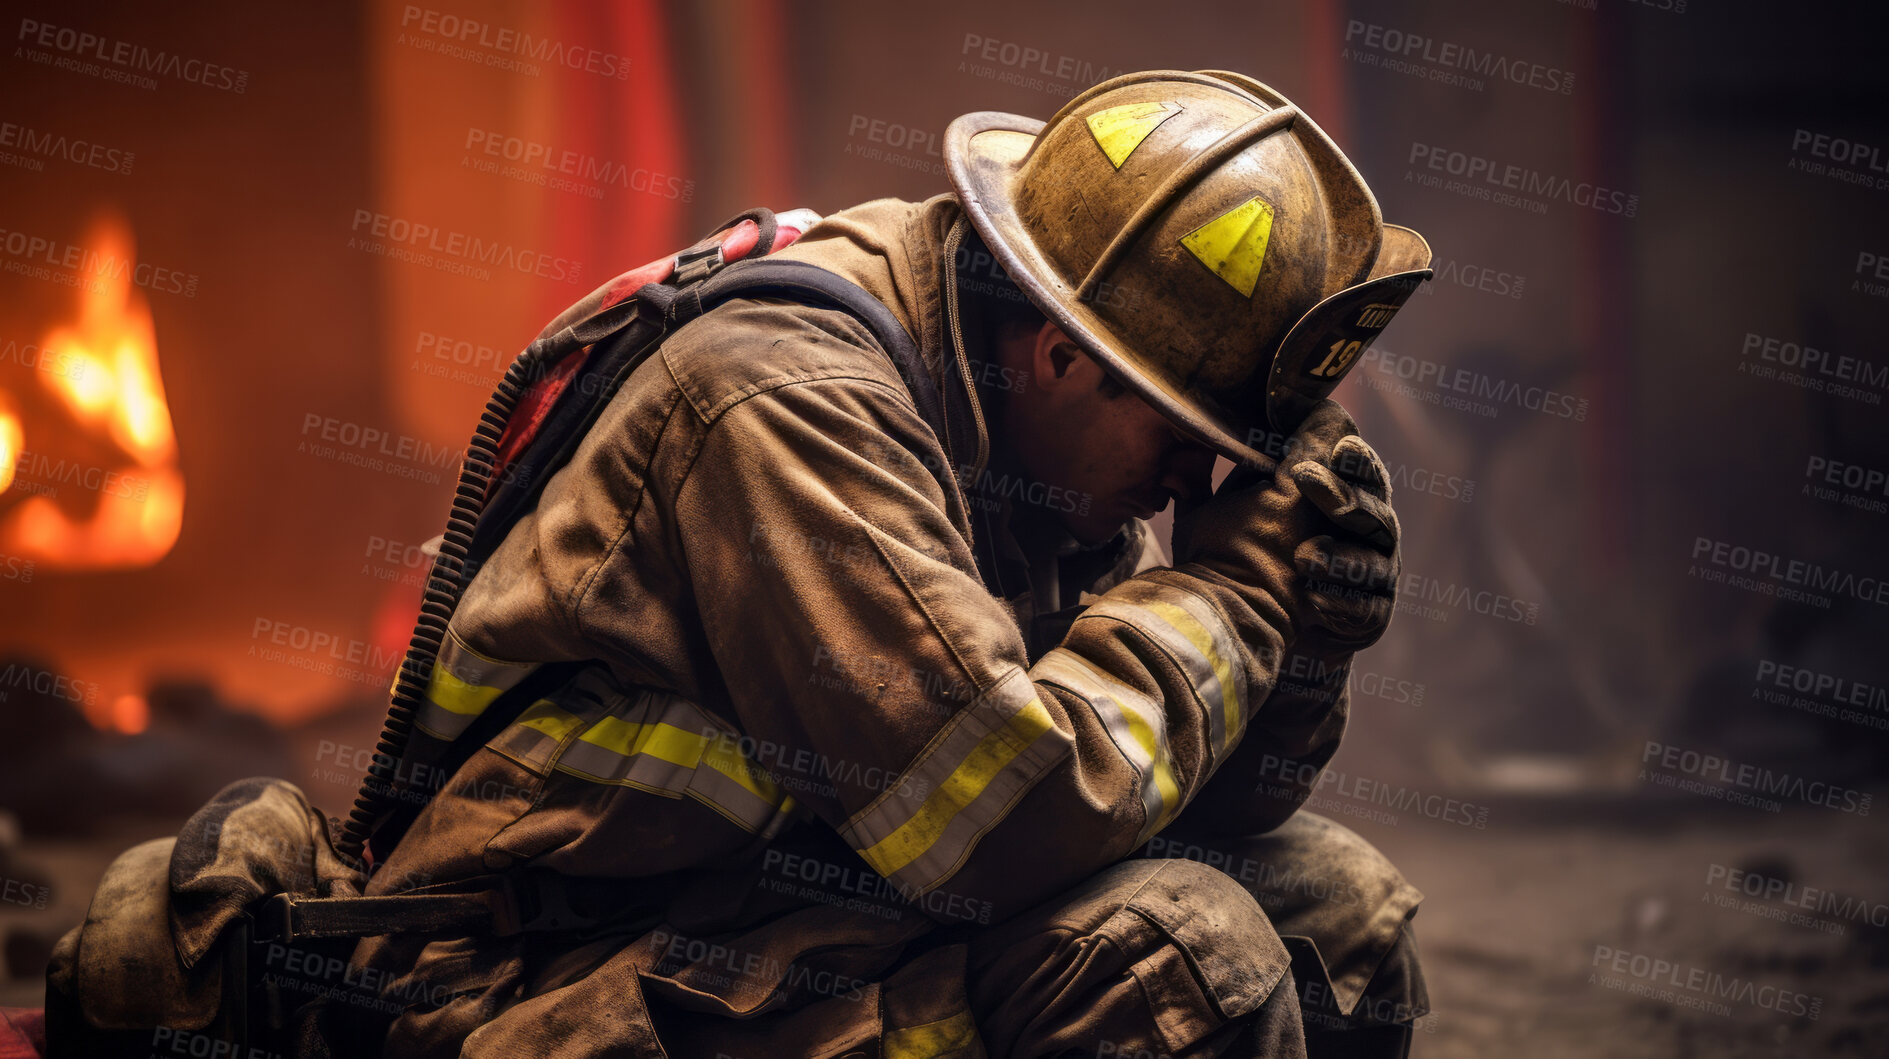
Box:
[332,194,1419,1057]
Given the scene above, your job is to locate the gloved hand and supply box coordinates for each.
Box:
[1171,399,1401,654]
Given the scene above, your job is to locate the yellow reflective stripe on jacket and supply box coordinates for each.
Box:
[492,690,795,836]
[415,630,538,740]
[516,698,587,746]
[884,1009,981,1058]
[843,668,1072,897]
[1032,648,1179,845]
[1081,590,1248,762]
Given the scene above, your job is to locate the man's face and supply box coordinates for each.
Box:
[1001,322,1218,546]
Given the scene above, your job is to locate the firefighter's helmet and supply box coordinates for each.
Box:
[945,69,1432,466]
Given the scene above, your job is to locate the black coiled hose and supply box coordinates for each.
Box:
[331,207,784,869]
[331,344,545,867]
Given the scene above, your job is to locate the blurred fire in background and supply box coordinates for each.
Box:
[0,213,184,576]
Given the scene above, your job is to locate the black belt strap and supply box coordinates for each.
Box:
[255,872,659,942]
[257,891,497,941]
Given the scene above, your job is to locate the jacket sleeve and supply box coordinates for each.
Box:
[657,368,1306,922]
[1161,648,1351,840]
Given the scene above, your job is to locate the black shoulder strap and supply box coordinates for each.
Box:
[470,259,957,564]
[406,263,952,851]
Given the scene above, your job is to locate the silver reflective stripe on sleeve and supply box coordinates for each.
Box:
[841,667,1072,898]
[415,629,539,740]
[1078,588,1248,766]
[1032,648,1180,845]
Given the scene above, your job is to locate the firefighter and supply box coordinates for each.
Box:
[330,68,1435,1058]
[52,70,1433,1058]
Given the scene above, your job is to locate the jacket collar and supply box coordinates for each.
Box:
[770,195,1138,609]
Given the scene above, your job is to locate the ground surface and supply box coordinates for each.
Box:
[2,799,1882,1056]
[1363,798,1887,1057]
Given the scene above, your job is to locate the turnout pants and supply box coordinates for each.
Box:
[347,812,1423,1058]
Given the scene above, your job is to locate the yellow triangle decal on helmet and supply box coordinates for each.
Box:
[1180,196,1275,298]
[1085,101,1182,169]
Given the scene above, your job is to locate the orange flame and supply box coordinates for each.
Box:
[0,215,184,569]
[0,398,19,494]
[109,693,150,735]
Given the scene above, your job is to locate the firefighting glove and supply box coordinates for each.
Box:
[1172,399,1401,655]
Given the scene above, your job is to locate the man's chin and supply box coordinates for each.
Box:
[1062,511,1133,550]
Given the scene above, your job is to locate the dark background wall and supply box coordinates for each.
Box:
[1,1,1884,1053]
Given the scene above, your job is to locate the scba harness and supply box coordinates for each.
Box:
[45,206,962,1058]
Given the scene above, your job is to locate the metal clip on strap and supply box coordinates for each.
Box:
[671,243,725,288]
